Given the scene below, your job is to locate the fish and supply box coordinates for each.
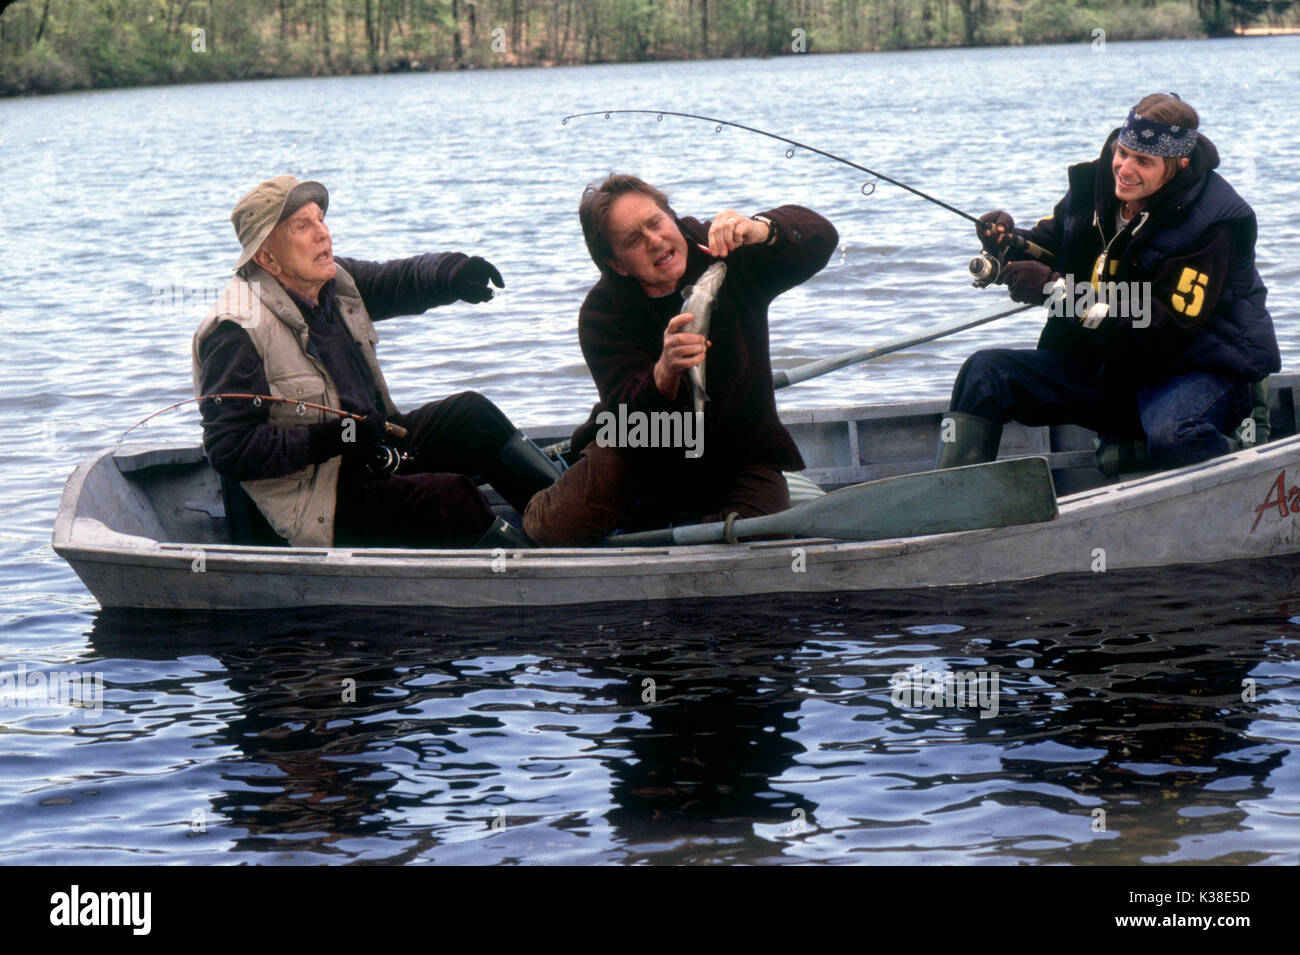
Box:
[679,261,727,417]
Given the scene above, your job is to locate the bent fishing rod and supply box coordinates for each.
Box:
[121,394,409,441]
[561,109,1053,283]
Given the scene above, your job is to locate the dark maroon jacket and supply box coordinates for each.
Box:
[570,204,837,498]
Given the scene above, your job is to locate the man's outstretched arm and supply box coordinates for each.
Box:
[337,253,505,320]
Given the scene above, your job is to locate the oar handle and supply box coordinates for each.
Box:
[607,519,739,546]
[606,527,680,546]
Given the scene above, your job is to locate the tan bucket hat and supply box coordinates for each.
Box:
[231,175,329,270]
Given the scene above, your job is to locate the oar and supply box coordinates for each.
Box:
[772,302,1034,390]
[607,457,1057,546]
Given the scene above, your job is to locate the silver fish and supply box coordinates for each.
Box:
[680,261,727,416]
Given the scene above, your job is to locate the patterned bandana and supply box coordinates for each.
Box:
[1117,108,1198,158]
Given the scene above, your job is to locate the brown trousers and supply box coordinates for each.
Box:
[523,442,790,546]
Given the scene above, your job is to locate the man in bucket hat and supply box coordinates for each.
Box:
[192,174,557,548]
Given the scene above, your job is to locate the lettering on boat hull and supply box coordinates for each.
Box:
[1251,469,1300,534]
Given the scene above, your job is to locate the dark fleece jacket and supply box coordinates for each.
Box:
[569,204,837,501]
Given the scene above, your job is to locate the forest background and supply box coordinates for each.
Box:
[2,0,1297,97]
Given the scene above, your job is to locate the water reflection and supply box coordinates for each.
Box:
[80,556,1300,864]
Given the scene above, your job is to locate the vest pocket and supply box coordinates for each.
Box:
[266,372,328,425]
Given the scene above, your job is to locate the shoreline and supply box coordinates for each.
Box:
[1234,25,1300,35]
[5,31,1291,101]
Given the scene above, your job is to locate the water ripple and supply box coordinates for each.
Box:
[3,38,1299,865]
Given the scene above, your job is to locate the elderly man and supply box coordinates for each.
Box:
[523,174,837,546]
[193,174,557,549]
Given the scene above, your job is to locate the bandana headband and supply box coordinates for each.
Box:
[1117,108,1197,158]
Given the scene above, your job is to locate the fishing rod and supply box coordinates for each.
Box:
[564,109,982,223]
[121,394,409,441]
[561,109,1053,285]
[772,302,1034,390]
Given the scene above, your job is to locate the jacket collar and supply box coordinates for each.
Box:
[238,262,312,336]
[286,279,338,322]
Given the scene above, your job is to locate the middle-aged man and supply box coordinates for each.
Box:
[523,174,837,546]
[192,174,557,549]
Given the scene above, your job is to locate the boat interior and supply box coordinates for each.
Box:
[86,373,1300,548]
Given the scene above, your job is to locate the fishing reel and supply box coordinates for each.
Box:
[366,445,412,478]
[969,231,1056,289]
[969,249,1008,288]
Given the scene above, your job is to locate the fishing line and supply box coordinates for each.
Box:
[561,108,982,224]
[563,109,1054,284]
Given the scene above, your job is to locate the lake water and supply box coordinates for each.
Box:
[1,38,1298,865]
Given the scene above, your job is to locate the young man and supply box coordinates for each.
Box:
[524,174,837,546]
[939,94,1278,474]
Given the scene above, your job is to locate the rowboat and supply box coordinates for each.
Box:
[53,373,1300,610]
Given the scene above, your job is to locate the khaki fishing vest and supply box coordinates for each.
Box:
[191,264,399,546]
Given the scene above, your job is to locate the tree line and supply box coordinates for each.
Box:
[2,0,1296,97]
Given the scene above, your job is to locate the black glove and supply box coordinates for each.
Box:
[977,210,1015,253]
[307,412,386,463]
[1001,260,1058,305]
[447,255,505,304]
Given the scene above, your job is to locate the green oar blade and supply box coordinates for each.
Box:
[608,457,1057,546]
[756,456,1057,540]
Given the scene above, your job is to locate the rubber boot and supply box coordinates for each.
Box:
[934,411,1002,469]
[1095,436,1152,478]
[474,515,536,549]
[481,430,562,514]
[1229,379,1271,448]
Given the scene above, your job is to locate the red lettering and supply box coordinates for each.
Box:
[1252,470,1290,534]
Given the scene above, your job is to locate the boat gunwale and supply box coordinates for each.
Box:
[54,430,1300,572]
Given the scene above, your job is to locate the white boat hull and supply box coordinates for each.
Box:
[54,425,1300,610]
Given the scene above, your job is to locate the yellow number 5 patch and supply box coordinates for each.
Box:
[1171,267,1209,318]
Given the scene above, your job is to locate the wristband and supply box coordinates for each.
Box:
[752,214,779,246]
